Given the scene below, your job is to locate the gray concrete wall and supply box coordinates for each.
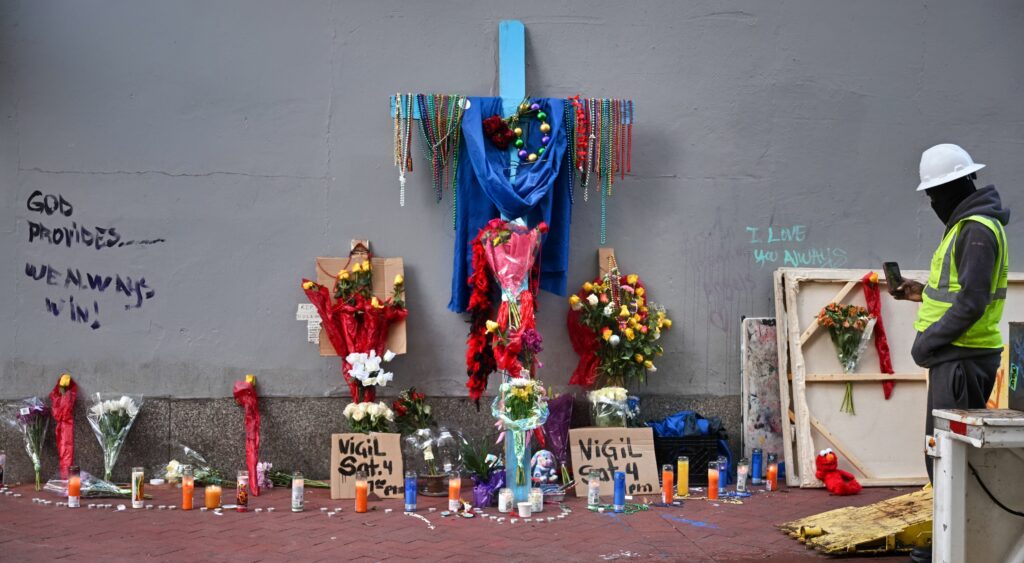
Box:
[2,1,1024,469]
[0,394,740,483]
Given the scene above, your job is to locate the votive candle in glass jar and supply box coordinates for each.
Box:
[131,467,145,509]
[67,465,81,508]
[676,456,689,497]
[497,487,513,513]
[736,458,749,494]
[236,470,249,512]
[204,484,222,509]
[355,471,369,513]
[766,453,779,491]
[707,461,719,501]
[448,472,462,512]
[181,465,194,510]
[529,487,543,513]
[661,464,674,504]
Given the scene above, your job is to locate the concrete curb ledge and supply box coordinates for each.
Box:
[0,394,740,483]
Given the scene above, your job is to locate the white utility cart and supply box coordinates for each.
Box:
[929,409,1024,563]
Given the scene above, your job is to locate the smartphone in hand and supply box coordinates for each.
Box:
[883,262,903,295]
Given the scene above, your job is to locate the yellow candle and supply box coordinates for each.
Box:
[676,456,689,497]
[204,485,221,509]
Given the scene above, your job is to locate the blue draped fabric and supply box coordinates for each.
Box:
[448,97,571,312]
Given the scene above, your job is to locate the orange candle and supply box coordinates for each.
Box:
[68,476,81,497]
[707,462,719,501]
[448,474,462,512]
[767,464,778,491]
[661,464,674,504]
[355,471,369,513]
[182,479,194,510]
[204,485,222,509]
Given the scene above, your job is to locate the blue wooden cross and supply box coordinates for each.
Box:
[389,21,634,504]
[390,21,535,502]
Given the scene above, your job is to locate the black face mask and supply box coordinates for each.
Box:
[927,178,976,224]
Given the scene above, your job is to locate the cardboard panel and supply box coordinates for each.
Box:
[314,256,407,356]
[329,432,404,500]
[568,427,659,498]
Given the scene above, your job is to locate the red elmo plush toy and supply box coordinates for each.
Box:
[814,448,861,496]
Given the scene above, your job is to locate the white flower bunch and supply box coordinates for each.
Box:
[343,401,394,422]
[589,386,628,405]
[165,459,182,484]
[345,349,396,388]
[89,395,140,419]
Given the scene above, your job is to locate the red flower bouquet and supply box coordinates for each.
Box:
[302,259,407,403]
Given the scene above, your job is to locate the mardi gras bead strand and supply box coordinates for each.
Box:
[395,93,414,207]
[622,99,630,174]
[600,99,611,244]
[564,98,575,205]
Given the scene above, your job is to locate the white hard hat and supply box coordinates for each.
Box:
[917,143,985,191]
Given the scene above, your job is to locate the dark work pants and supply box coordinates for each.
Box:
[924,354,1000,482]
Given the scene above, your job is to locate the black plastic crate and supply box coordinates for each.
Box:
[653,436,719,486]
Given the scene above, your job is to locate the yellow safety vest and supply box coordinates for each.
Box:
[914,215,1008,348]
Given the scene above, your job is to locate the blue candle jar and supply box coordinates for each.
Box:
[404,470,417,512]
[613,471,626,513]
[751,449,763,486]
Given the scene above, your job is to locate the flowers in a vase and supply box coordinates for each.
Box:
[589,386,629,427]
[392,387,435,436]
[344,401,394,434]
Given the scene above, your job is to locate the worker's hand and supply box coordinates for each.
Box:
[891,280,924,302]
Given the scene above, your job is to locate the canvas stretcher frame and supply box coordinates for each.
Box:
[774,267,1024,488]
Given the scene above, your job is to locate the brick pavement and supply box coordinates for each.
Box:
[0,483,914,562]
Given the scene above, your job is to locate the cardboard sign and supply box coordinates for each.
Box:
[598,247,617,277]
[314,255,407,356]
[329,432,404,500]
[568,427,659,498]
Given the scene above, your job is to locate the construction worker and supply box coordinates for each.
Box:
[892,143,1009,483]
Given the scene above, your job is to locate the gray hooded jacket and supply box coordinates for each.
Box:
[911,185,1010,368]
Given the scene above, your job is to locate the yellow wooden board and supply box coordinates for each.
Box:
[779,489,933,554]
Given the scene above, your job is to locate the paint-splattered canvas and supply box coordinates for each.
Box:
[741,318,784,464]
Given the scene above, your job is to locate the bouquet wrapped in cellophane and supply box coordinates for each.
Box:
[165,443,234,487]
[44,469,145,499]
[7,397,51,490]
[492,377,548,486]
[87,393,144,481]
[817,303,876,414]
[589,386,629,427]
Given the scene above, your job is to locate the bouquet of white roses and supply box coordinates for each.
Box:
[343,401,394,434]
[87,393,144,481]
[589,386,629,428]
[345,350,396,402]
